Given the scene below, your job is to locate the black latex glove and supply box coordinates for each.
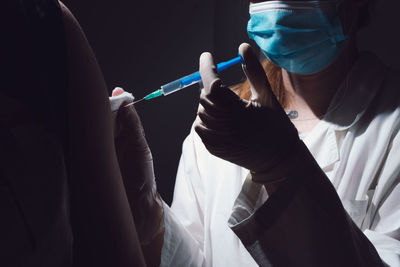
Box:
[195,43,301,183]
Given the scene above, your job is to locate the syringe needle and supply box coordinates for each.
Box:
[123,98,144,108]
[111,99,144,113]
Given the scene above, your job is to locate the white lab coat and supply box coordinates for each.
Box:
[160,53,400,266]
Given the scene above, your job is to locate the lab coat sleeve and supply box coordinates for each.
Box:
[362,125,400,267]
[228,141,392,267]
[160,128,206,267]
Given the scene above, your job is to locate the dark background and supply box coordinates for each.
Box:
[63,0,399,204]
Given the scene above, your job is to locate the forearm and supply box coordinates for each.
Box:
[239,142,384,266]
[142,230,164,267]
[125,187,165,266]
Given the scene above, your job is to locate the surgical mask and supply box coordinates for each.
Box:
[247,0,347,75]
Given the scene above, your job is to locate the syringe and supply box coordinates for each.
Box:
[130,54,244,105]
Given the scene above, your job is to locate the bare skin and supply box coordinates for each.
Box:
[60,2,146,266]
[284,41,359,133]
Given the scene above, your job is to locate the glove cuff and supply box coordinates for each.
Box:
[138,190,165,245]
[128,181,165,245]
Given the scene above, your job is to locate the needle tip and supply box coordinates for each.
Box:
[132,98,144,105]
[111,98,145,113]
[122,98,144,107]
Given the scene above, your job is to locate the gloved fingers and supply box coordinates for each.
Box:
[199,52,224,100]
[110,87,140,136]
[199,90,227,115]
[195,119,243,156]
[199,51,251,114]
[196,99,248,156]
[239,43,278,108]
[197,104,233,132]
[197,104,219,130]
[194,120,233,148]
[198,92,236,123]
[116,102,146,140]
[200,83,248,117]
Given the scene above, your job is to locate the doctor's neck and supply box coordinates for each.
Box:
[282,40,359,118]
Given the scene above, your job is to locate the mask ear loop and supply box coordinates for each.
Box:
[335,0,361,70]
[336,0,361,38]
[333,0,360,106]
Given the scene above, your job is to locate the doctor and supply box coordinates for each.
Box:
[113,0,400,266]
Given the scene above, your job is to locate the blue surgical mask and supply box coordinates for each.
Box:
[247,0,346,75]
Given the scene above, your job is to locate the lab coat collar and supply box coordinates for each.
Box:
[324,52,387,131]
[302,120,339,171]
[303,53,387,170]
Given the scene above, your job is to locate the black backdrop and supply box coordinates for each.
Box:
[63,0,399,204]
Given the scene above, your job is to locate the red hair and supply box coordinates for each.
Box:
[231,59,287,108]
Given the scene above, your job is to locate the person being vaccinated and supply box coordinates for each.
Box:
[0,1,146,266]
[113,0,400,266]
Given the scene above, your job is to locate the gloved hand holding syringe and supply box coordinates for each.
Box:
[124,54,244,107]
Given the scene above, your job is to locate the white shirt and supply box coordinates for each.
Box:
[160,53,400,266]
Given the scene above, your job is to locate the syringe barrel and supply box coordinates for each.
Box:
[160,55,243,96]
[161,72,201,95]
[161,79,183,95]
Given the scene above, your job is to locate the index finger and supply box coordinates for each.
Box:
[199,52,222,97]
